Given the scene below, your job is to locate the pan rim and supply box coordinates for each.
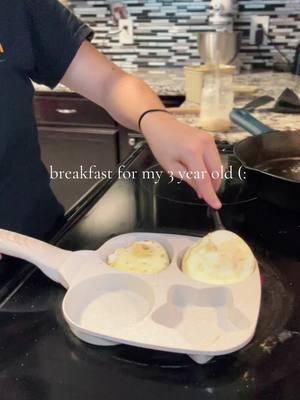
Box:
[233,144,300,184]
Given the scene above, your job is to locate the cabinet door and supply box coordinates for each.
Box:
[34,94,116,128]
[38,126,118,211]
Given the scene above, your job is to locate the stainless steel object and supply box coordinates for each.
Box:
[128,138,136,147]
[209,0,238,31]
[56,108,77,114]
[197,31,241,65]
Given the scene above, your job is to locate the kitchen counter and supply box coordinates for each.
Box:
[33,68,185,96]
[33,69,300,99]
[175,101,300,144]
[157,70,300,144]
[33,69,300,144]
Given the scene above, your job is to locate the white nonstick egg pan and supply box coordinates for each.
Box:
[0,230,261,364]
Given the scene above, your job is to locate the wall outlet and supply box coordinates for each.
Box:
[250,16,270,45]
[119,19,134,45]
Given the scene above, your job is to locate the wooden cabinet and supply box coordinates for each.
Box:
[34,92,185,210]
[34,94,116,128]
[35,93,118,211]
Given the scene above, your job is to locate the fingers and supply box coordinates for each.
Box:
[203,140,223,193]
[152,123,223,209]
[171,162,203,197]
[169,160,221,209]
[188,159,222,209]
[176,135,222,209]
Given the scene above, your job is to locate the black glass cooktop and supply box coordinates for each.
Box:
[0,144,300,400]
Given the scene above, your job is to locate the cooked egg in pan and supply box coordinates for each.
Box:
[107,240,170,274]
[182,230,256,285]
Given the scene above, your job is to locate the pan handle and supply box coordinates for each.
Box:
[230,109,273,136]
[242,95,274,112]
[208,208,226,230]
[0,229,72,287]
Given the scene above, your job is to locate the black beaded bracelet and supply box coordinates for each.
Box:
[138,109,170,132]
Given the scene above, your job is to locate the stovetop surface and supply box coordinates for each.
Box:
[1,145,300,400]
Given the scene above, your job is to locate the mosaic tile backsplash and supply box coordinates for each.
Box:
[69,0,300,69]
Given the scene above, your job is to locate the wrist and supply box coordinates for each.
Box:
[139,109,174,136]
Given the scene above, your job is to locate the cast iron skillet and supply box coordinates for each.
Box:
[230,108,300,210]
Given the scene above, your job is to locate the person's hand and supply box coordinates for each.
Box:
[110,2,128,23]
[141,112,222,209]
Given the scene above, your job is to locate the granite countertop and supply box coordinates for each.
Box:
[32,68,185,95]
[33,69,300,144]
[175,71,300,143]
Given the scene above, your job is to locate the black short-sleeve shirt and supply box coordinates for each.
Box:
[0,0,93,238]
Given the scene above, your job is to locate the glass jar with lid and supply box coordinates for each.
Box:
[199,65,235,132]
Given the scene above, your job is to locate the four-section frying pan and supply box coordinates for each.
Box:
[230,109,300,210]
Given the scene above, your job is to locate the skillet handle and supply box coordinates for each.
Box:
[230,109,273,136]
[208,208,226,230]
[0,229,71,287]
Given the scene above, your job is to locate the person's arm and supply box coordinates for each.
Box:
[61,41,222,209]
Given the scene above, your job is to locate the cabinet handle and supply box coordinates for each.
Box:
[128,138,136,147]
[56,108,78,115]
